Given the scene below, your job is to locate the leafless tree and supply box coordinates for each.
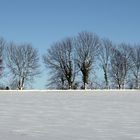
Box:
[43,38,77,89]
[0,38,5,77]
[99,39,112,89]
[6,43,40,90]
[130,45,140,89]
[110,44,132,89]
[75,31,100,89]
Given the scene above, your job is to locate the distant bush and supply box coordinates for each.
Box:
[5,86,9,90]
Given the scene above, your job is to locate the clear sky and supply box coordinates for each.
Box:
[0,0,140,89]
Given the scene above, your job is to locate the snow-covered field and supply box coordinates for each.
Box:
[0,90,140,140]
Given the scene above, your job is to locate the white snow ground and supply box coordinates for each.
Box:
[0,90,140,140]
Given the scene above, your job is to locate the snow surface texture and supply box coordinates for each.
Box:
[0,90,140,140]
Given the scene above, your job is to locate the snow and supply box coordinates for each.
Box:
[0,90,140,140]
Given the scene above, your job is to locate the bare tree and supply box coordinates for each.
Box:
[75,31,100,89]
[6,43,40,90]
[110,44,132,89]
[130,45,140,89]
[110,48,125,89]
[99,39,112,89]
[43,38,77,89]
[0,38,5,77]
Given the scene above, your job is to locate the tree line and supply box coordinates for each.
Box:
[0,31,140,90]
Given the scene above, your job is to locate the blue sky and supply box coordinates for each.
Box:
[0,0,140,89]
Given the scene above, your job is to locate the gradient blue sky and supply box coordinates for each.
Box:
[0,0,140,89]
